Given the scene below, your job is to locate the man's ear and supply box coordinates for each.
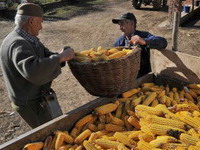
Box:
[28,17,34,25]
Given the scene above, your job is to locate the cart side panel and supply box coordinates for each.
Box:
[151,49,200,83]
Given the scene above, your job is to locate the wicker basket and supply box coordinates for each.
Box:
[68,47,141,97]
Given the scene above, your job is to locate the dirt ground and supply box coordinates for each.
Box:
[0,0,200,145]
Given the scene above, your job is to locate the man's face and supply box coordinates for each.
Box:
[29,17,43,36]
[118,19,135,37]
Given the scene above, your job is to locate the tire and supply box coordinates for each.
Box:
[131,0,141,9]
[152,0,161,10]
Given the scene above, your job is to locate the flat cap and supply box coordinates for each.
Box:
[17,3,43,17]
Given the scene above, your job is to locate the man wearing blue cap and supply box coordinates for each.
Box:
[0,3,75,128]
[112,12,167,77]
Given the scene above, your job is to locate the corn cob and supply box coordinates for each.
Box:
[23,142,44,150]
[158,90,166,98]
[108,51,127,59]
[117,97,132,102]
[141,124,185,137]
[127,110,137,118]
[142,92,157,106]
[108,113,125,127]
[158,95,166,104]
[169,91,174,100]
[139,118,149,127]
[135,105,163,116]
[122,88,141,98]
[87,123,97,132]
[137,140,155,150]
[165,97,172,107]
[165,85,170,95]
[189,90,198,99]
[193,111,200,117]
[83,140,98,150]
[188,128,200,138]
[180,133,200,145]
[177,115,200,128]
[185,92,195,102]
[132,96,143,106]
[138,132,155,142]
[105,123,126,132]
[75,114,94,128]
[94,103,118,115]
[88,132,98,142]
[94,139,121,149]
[128,131,142,140]
[108,48,119,54]
[191,89,200,95]
[127,116,141,129]
[142,82,155,88]
[172,87,178,92]
[187,84,200,90]
[115,103,123,118]
[70,127,82,138]
[149,136,177,148]
[125,99,131,112]
[55,133,65,150]
[179,90,185,101]
[161,143,188,149]
[145,115,186,129]
[151,99,159,107]
[174,92,180,103]
[113,132,136,148]
[58,145,72,150]
[74,129,92,144]
[99,115,106,123]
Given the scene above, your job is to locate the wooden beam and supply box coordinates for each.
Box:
[172,12,180,51]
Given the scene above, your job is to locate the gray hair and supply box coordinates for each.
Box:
[15,14,31,28]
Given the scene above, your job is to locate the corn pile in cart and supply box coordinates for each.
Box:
[23,83,200,150]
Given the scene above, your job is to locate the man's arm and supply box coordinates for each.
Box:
[132,31,168,50]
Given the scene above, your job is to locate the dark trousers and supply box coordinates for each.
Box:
[11,101,52,128]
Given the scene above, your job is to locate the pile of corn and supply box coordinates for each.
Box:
[73,47,134,63]
[23,83,200,150]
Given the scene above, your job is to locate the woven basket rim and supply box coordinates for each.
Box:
[69,47,141,66]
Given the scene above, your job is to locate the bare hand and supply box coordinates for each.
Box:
[130,35,146,45]
[59,46,75,63]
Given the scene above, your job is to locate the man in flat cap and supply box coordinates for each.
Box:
[112,12,168,77]
[0,3,75,128]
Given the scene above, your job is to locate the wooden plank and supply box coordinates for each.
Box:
[150,49,200,83]
[172,12,180,51]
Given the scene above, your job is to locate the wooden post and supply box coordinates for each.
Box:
[172,12,180,51]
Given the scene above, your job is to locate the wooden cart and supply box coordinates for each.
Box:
[0,49,200,150]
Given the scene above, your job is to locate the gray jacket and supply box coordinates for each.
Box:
[0,30,62,105]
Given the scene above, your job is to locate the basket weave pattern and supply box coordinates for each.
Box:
[68,48,141,97]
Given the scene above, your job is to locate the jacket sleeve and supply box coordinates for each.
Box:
[11,40,62,86]
[141,31,168,49]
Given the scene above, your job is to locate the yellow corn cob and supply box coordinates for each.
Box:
[188,128,200,138]
[88,132,98,142]
[165,97,172,107]
[115,103,123,118]
[74,56,92,63]
[117,97,132,102]
[151,99,159,107]
[137,140,155,150]
[127,110,137,118]
[168,91,174,100]
[191,89,200,95]
[185,92,195,102]
[145,115,186,129]
[75,114,94,128]
[159,95,166,104]
[158,90,166,98]
[165,85,170,94]
[128,131,142,140]
[70,127,82,138]
[124,115,133,131]
[161,143,188,149]
[75,145,83,150]
[108,51,127,59]
[68,145,78,150]
[142,92,157,106]
[196,141,200,147]
[141,124,185,136]
[99,115,106,123]
[94,139,121,149]
[43,136,52,150]
[132,96,144,107]
[136,111,150,119]
[189,90,198,98]
[55,133,65,150]
[180,133,200,145]
[108,113,125,126]
[138,132,155,142]
[172,87,177,92]
[179,90,185,100]
[127,116,141,129]
[23,142,44,150]
[74,129,92,144]
[95,130,109,137]
[113,132,136,148]
[177,115,200,128]
[105,123,125,132]
[193,111,200,117]
[122,88,141,98]
[108,48,119,54]
[174,92,180,103]
[139,118,149,127]
[135,105,163,116]
[83,140,98,150]
[149,136,177,148]
[94,103,118,115]
[142,82,155,88]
